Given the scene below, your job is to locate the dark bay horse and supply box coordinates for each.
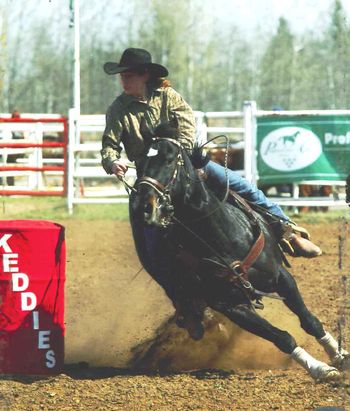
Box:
[132,136,348,381]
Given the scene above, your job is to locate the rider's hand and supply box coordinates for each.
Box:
[111,159,129,179]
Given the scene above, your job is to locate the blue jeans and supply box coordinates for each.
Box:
[203,161,289,222]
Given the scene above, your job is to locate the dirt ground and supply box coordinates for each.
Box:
[1,219,350,410]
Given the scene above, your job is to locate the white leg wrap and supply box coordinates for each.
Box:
[318,331,349,367]
[291,346,340,380]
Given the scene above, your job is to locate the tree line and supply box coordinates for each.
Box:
[1,0,349,115]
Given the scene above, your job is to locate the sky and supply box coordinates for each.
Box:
[2,0,350,38]
[12,0,350,31]
[211,0,350,36]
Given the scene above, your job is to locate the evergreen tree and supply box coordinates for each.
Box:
[259,18,294,110]
[325,0,350,108]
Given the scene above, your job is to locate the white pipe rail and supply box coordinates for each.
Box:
[67,111,246,212]
[0,117,67,194]
[66,106,348,213]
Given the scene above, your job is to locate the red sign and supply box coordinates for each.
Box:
[0,220,65,374]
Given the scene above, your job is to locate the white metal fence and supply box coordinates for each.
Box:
[67,103,347,213]
[1,105,347,212]
[66,108,247,212]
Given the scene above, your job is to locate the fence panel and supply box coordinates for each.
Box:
[67,104,349,212]
[67,110,246,212]
[0,117,68,196]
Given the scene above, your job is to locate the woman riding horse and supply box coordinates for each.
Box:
[101,48,320,258]
[100,48,348,380]
[137,133,349,381]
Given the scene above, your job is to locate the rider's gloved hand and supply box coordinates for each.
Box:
[112,159,129,180]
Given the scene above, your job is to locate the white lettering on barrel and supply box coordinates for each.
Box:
[45,350,56,368]
[0,234,13,252]
[12,273,29,292]
[3,253,19,272]
[2,232,56,369]
[32,311,39,330]
[21,292,37,311]
[38,330,51,349]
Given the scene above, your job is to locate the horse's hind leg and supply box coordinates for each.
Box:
[276,266,349,368]
[211,300,339,380]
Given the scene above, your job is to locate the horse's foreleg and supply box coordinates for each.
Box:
[212,301,340,380]
[276,267,348,368]
[291,346,340,380]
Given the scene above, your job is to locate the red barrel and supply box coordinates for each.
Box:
[0,220,65,374]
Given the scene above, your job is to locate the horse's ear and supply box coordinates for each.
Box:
[191,143,210,169]
[154,123,179,139]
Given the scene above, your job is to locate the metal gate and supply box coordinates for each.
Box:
[0,116,68,196]
[66,108,247,213]
[66,103,348,213]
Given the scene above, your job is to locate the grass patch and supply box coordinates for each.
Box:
[282,208,349,224]
[0,196,348,224]
[0,197,129,221]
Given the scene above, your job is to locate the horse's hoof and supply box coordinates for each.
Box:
[186,322,205,341]
[316,367,341,382]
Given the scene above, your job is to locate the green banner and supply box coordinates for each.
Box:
[256,115,350,184]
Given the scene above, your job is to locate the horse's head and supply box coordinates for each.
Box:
[137,136,187,227]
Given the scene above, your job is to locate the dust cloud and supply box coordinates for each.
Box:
[62,220,323,372]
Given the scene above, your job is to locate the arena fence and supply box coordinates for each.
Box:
[1,106,347,211]
[66,108,246,212]
[67,103,348,213]
[0,115,68,196]
[246,102,348,207]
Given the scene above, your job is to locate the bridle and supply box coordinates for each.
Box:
[137,136,231,226]
[137,138,185,227]
[138,138,184,193]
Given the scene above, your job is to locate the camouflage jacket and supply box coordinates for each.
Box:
[101,86,196,174]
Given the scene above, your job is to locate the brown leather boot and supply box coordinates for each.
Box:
[288,234,322,258]
[280,222,322,258]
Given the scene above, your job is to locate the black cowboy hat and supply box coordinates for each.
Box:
[103,48,168,77]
